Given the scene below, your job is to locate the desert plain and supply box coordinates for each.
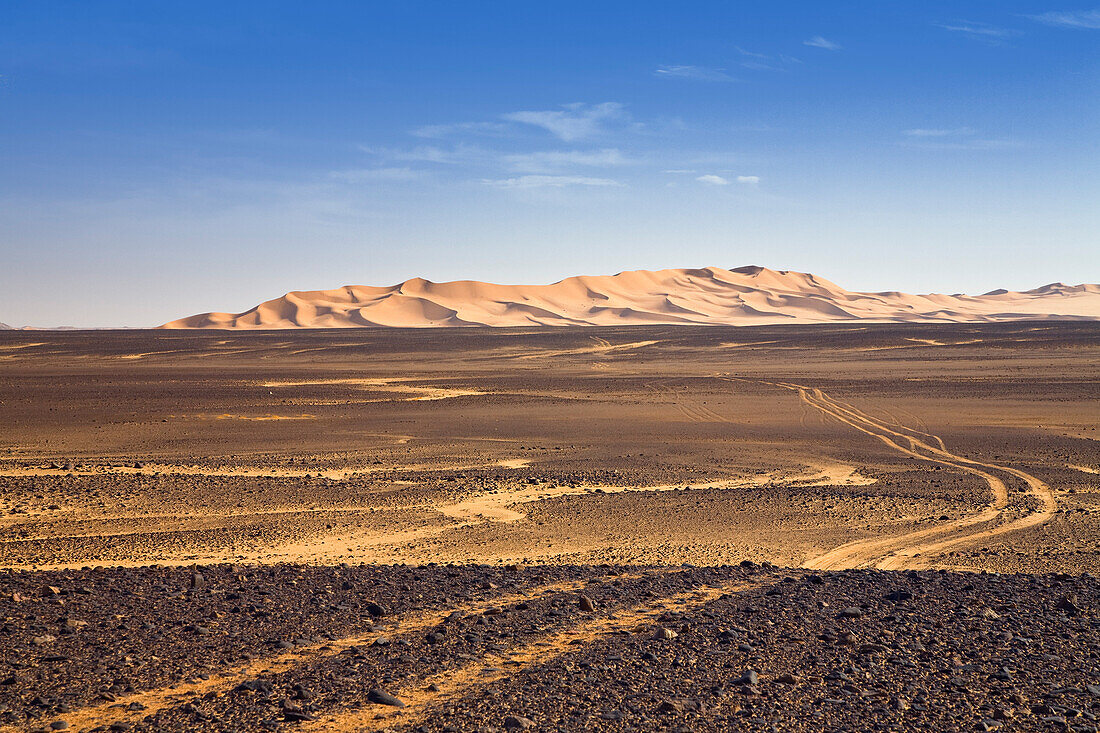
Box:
[0,323,1098,731]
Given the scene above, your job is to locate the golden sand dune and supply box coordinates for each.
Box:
[159,265,1100,329]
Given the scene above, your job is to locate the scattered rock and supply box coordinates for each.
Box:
[503,715,536,729]
[1055,596,1082,617]
[367,688,405,707]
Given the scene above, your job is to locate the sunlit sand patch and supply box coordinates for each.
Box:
[0,455,527,482]
[903,338,984,346]
[512,339,661,360]
[1070,464,1100,474]
[718,340,780,348]
[0,342,46,350]
[117,350,183,359]
[435,463,876,526]
[215,413,317,421]
[262,378,485,401]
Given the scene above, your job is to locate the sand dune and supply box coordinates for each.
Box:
[159,265,1100,329]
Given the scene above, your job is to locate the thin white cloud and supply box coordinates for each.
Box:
[481,175,622,189]
[1027,9,1100,28]
[696,174,730,185]
[503,102,625,141]
[735,47,771,59]
[936,21,1021,40]
[409,121,510,138]
[735,47,800,71]
[664,169,696,174]
[736,175,760,184]
[654,65,735,82]
[358,144,484,165]
[901,130,1019,150]
[503,149,628,173]
[328,167,422,182]
[803,36,842,50]
[902,127,976,137]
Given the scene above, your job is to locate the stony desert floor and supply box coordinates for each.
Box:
[0,323,1097,731]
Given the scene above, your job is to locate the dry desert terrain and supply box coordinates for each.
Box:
[0,323,1097,732]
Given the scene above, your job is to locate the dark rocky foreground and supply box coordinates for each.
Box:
[0,564,1097,732]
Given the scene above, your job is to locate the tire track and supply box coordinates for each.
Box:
[299,578,774,732]
[721,378,1057,570]
[2,573,642,733]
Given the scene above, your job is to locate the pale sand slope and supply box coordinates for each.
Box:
[159,265,1100,329]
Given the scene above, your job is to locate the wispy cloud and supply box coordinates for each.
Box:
[900,128,1018,150]
[936,21,1021,41]
[1026,9,1100,28]
[803,36,842,51]
[359,143,488,165]
[502,102,625,141]
[734,47,800,71]
[409,121,509,139]
[502,149,628,173]
[902,127,976,138]
[481,175,622,189]
[696,174,729,185]
[654,65,735,82]
[328,167,422,182]
[736,175,760,184]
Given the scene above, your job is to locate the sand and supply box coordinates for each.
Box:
[158,265,1100,329]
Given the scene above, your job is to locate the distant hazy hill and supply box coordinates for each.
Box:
[160,266,1100,329]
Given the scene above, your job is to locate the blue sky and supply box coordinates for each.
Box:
[1,1,1098,327]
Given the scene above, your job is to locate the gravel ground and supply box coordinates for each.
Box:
[0,563,1096,732]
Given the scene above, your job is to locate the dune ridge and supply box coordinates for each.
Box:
[159,265,1100,329]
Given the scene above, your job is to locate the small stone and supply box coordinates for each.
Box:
[60,618,87,632]
[578,595,596,612]
[658,699,683,713]
[1055,596,1081,617]
[838,607,864,619]
[365,602,388,617]
[776,673,798,684]
[653,627,678,640]
[735,670,759,686]
[503,715,535,729]
[49,723,69,731]
[283,710,317,722]
[367,688,405,707]
[885,590,913,602]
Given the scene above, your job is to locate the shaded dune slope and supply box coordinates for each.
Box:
[160,266,1100,329]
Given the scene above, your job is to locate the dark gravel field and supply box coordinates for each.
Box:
[0,563,1096,732]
